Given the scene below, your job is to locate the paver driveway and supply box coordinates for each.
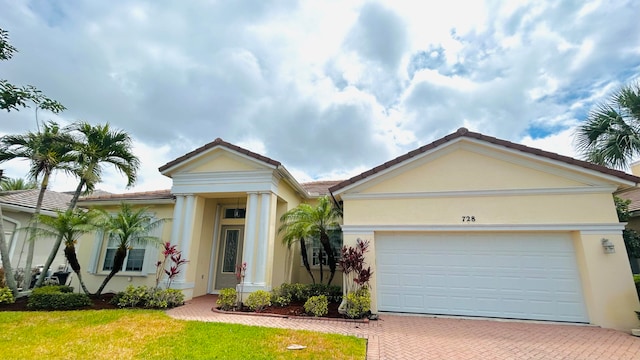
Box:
[166,295,640,359]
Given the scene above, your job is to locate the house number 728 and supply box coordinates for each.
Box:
[462,216,476,222]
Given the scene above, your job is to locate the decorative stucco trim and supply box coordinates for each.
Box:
[341,223,625,234]
[171,170,280,194]
[341,186,619,200]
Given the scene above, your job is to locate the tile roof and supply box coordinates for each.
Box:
[159,138,281,173]
[78,189,173,203]
[617,188,640,212]
[301,180,344,196]
[329,127,640,193]
[0,189,72,212]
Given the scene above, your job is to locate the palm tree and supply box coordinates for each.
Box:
[0,177,37,191]
[95,203,164,297]
[0,121,74,289]
[279,209,316,284]
[35,122,139,288]
[278,196,342,285]
[35,209,101,294]
[0,169,19,296]
[575,82,640,169]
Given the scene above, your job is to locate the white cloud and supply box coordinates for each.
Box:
[0,0,639,194]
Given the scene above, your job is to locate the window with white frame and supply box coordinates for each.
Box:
[309,230,342,267]
[97,215,161,274]
[102,233,147,272]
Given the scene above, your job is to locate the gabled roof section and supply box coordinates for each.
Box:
[0,189,72,212]
[159,138,281,174]
[329,127,640,193]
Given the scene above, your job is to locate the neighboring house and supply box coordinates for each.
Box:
[0,189,72,283]
[75,128,640,330]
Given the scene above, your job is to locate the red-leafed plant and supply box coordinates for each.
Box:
[338,238,373,316]
[155,242,189,289]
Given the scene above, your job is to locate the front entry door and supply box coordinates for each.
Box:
[215,226,244,290]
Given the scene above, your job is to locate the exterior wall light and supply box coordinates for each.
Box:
[601,238,615,254]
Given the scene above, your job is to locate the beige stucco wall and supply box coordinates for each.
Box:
[339,142,640,331]
[75,203,174,295]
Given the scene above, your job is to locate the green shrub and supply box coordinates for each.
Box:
[115,285,184,309]
[245,290,271,312]
[345,288,371,319]
[304,295,328,317]
[0,287,15,304]
[27,292,91,310]
[633,274,640,284]
[146,288,184,309]
[117,285,150,308]
[216,288,237,311]
[270,284,292,307]
[32,285,73,295]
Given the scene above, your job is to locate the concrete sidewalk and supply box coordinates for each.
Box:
[166,295,640,359]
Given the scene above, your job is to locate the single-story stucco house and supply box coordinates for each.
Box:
[0,189,72,284]
[74,127,640,330]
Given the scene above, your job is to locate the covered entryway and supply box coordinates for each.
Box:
[376,232,588,322]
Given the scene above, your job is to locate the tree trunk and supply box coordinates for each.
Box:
[0,203,18,296]
[24,171,50,289]
[299,237,315,284]
[318,248,324,284]
[64,244,91,295]
[319,231,337,285]
[95,246,126,297]
[35,179,85,288]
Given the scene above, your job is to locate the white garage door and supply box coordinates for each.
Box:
[376,232,588,322]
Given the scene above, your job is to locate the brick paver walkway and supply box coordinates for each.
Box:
[166,295,640,359]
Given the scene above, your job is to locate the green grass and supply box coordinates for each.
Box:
[0,310,366,359]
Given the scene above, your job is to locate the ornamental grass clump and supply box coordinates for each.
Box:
[245,290,271,312]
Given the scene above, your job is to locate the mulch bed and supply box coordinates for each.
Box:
[0,293,118,312]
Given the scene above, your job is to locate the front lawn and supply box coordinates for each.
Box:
[0,310,366,359]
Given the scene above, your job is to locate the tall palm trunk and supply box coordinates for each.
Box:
[0,203,18,296]
[64,243,90,294]
[319,232,337,285]
[95,246,127,297]
[24,171,49,289]
[318,248,324,283]
[35,178,86,288]
[299,238,315,284]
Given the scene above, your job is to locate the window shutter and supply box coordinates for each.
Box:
[87,230,104,274]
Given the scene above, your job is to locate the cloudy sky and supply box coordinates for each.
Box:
[0,0,639,193]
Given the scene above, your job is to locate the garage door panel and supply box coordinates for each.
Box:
[376,233,588,323]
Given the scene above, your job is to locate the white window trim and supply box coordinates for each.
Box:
[88,214,162,276]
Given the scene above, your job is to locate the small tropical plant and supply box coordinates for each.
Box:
[304,295,328,317]
[155,242,189,289]
[217,288,237,311]
[245,290,271,312]
[94,203,165,297]
[339,238,373,315]
[235,262,247,305]
[0,286,14,304]
[279,196,342,285]
[344,288,371,319]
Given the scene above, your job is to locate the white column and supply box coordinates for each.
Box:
[242,192,259,285]
[176,194,195,283]
[254,192,272,286]
[170,195,185,247]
